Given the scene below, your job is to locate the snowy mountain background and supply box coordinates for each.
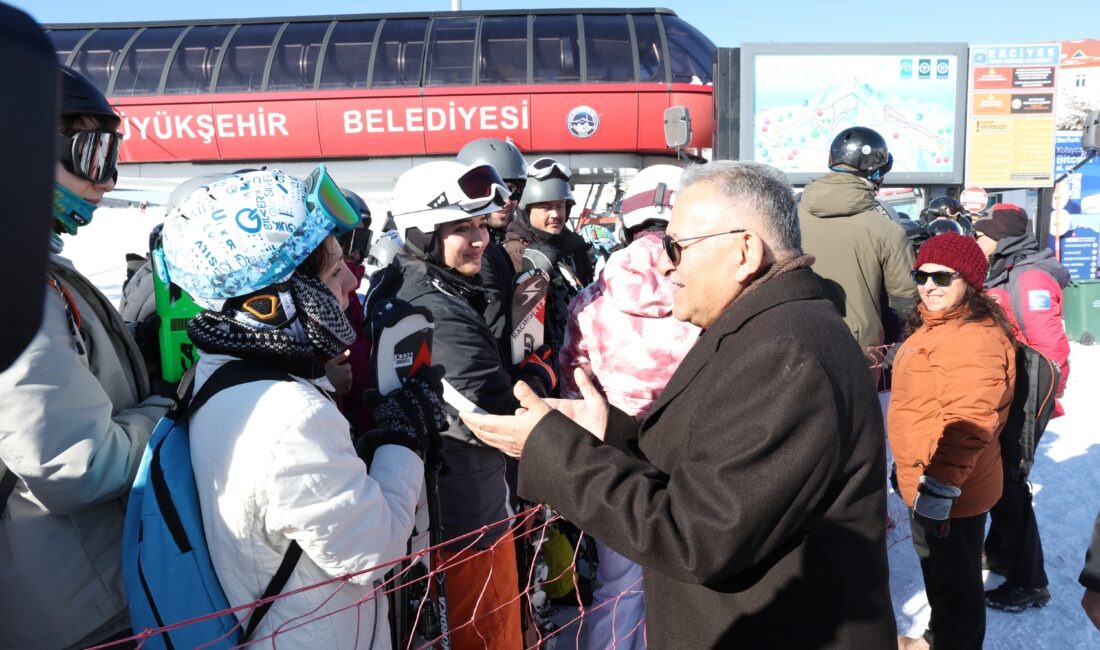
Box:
[64,207,1100,647]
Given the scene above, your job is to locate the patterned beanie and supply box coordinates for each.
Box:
[914,232,989,291]
[972,203,1030,242]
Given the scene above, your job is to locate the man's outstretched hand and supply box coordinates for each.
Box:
[461,369,608,458]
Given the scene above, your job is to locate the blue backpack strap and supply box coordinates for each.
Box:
[184,361,303,641]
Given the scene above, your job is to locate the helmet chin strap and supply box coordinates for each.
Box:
[50,183,97,252]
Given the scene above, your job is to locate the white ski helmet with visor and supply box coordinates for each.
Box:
[389,161,508,259]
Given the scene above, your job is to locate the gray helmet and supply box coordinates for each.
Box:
[518,158,574,212]
[457,138,527,181]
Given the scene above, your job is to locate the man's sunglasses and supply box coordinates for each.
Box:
[305,164,361,235]
[662,229,746,265]
[911,270,962,287]
[58,129,121,184]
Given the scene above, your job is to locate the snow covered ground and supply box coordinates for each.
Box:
[66,207,1100,647]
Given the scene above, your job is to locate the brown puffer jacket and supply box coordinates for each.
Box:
[888,304,1016,517]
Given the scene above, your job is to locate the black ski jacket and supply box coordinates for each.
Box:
[383,255,515,545]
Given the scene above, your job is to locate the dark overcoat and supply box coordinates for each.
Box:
[519,267,897,648]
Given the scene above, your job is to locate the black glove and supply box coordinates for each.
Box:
[513,344,557,396]
[360,364,449,459]
[913,474,960,539]
[128,315,164,385]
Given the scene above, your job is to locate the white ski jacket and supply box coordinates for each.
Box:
[0,255,170,650]
[189,354,424,649]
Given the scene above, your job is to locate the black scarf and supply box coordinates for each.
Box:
[188,270,357,378]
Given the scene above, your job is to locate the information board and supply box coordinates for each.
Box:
[965,43,1061,188]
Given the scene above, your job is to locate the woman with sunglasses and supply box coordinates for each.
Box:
[370,160,525,648]
[888,232,1017,650]
[0,66,174,650]
[156,168,444,648]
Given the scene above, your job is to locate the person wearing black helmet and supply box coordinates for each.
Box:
[0,66,172,649]
[911,196,975,250]
[798,126,917,363]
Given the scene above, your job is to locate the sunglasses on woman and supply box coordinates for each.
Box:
[661,229,746,265]
[58,129,121,184]
[911,270,962,287]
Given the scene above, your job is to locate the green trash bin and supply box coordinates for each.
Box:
[1062,279,1100,345]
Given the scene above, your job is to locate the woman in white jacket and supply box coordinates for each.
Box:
[160,168,445,648]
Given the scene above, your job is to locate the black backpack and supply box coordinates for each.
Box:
[999,276,1062,482]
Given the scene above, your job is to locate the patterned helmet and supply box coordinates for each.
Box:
[161,168,358,309]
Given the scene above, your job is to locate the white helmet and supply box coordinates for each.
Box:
[619,164,682,243]
[161,167,359,309]
[389,161,508,241]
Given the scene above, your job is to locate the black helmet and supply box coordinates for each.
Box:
[337,189,372,259]
[60,66,118,124]
[925,215,974,238]
[919,196,966,223]
[828,127,892,180]
[457,137,527,182]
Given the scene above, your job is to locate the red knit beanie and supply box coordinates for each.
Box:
[914,232,989,291]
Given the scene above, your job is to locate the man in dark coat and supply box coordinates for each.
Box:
[462,161,897,648]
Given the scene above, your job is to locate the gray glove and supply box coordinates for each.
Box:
[913,474,961,539]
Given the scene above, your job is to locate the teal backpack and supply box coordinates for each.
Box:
[122,362,301,648]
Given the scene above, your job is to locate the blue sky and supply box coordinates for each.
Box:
[5,0,1095,48]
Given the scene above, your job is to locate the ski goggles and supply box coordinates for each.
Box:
[58,129,121,184]
[337,225,372,260]
[911,270,962,287]
[506,181,525,201]
[304,164,361,235]
[527,157,572,181]
[662,228,746,265]
[865,154,894,182]
[434,164,510,213]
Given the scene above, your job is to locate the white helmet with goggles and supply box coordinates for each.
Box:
[160,166,360,309]
[389,161,508,259]
[618,164,682,243]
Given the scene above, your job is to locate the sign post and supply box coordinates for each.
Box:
[960,185,989,213]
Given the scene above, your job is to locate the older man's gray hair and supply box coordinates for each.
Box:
[681,161,802,258]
